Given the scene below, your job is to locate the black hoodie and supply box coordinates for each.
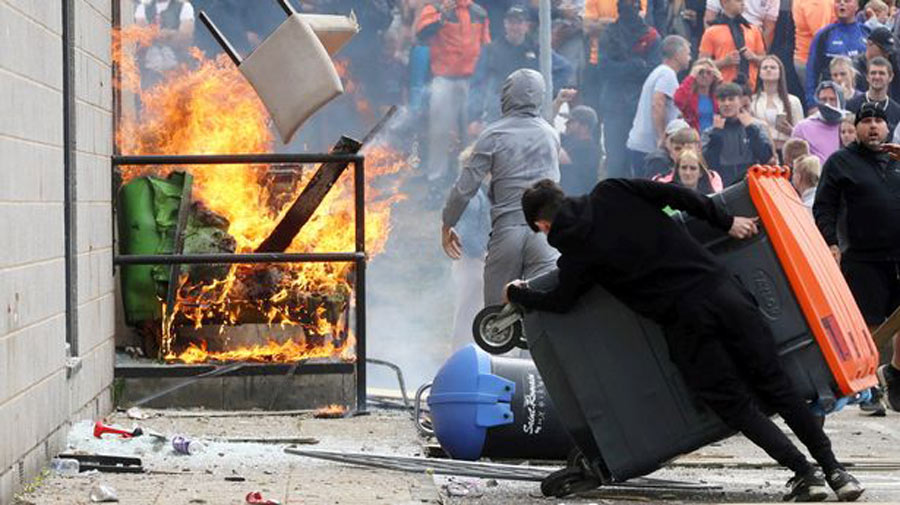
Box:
[508,179,734,323]
[814,141,900,261]
[701,117,773,186]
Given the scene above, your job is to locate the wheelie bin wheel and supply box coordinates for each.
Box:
[472,305,525,355]
[540,466,601,498]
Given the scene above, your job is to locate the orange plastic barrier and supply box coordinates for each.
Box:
[746,166,878,395]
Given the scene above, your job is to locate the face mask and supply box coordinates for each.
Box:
[819,103,844,124]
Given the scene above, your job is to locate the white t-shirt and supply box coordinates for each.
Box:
[706,0,780,26]
[626,64,680,154]
[135,1,196,24]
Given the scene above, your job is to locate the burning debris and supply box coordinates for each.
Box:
[114,25,408,364]
[313,404,348,419]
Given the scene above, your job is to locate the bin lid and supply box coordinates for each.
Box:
[427,345,515,460]
[747,166,878,395]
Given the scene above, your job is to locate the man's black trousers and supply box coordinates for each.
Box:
[663,275,842,475]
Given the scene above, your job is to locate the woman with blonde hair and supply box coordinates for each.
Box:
[829,56,862,102]
[751,55,804,156]
[653,148,724,194]
[791,154,822,209]
[840,113,857,147]
[674,58,721,132]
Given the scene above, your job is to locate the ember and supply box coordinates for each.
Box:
[314,404,348,419]
[115,26,407,363]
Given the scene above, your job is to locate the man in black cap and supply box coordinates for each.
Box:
[846,56,900,132]
[467,6,574,131]
[559,105,602,195]
[854,27,900,103]
[815,102,900,415]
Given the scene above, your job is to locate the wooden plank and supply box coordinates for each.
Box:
[872,304,900,352]
[165,172,193,311]
[255,135,362,253]
[254,106,398,253]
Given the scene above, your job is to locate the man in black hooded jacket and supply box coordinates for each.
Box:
[594,0,661,178]
[505,178,864,502]
[815,103,900,413]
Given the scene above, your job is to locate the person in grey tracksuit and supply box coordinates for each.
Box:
[441,68,561,306]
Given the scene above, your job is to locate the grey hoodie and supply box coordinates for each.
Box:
[443,69,561,228]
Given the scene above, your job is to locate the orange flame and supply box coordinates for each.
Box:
[113,24,160,94]
[314,404,348,418]
[116,29,408,363]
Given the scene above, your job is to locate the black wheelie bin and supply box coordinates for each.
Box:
[518,167,879,496]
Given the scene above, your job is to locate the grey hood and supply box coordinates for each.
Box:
[501,69,545,117]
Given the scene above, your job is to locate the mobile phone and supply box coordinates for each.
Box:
[776,113,787,124]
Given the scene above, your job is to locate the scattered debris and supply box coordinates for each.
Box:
[89,484,119,502]
[144,428,169,443]
[224,476,246,482]
[93,421,141,439]
[313,404,348,419]
[172,435,204,455]
[57,454,143,474]
[162,409,313,418]
[49,458,80,475]
[126,407,150,420]
[123,346,145,359]
[485,479,499,487]
[245,491,281,504]
[442,478,483,498]
[218,436,319,445]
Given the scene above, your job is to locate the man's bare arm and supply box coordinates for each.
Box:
[651,91,668,145]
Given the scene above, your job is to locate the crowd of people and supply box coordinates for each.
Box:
[419,0,900,439]
[132,0,899,436]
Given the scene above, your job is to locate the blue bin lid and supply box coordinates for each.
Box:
[427,345,516,460]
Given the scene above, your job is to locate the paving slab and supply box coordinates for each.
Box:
[15,406,900,504]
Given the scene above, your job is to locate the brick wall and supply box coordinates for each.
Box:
[0,0,114,502]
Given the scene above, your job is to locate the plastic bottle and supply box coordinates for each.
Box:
[49,458,80,475]
[172,435,204,455]
[89,484,118,502]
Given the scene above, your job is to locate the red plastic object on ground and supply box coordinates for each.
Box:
[246,491,281,505]
[746,165,878,395]
[93,420,140,439]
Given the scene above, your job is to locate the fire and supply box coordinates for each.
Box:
[314,404,348,418]
[334,57,374,122]
[176,337,355,364]
[115,27,408,363]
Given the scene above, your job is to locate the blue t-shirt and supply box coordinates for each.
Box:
[698,94,714,133]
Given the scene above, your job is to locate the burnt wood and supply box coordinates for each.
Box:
[255,136,362,253]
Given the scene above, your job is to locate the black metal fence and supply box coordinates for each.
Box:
[112,153,368,411]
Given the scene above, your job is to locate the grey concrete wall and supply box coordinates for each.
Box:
[0,1,114,502]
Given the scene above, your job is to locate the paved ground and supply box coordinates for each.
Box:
[15,405,900,504]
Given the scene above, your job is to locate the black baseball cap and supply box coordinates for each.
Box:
[868,27,896,54]
[505,6,529,20]
[855,102,889,124]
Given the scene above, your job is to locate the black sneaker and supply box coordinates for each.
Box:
[783,469,828,502]
[825,468,864,502]
[877,364,900,412]
[859,386,886,416]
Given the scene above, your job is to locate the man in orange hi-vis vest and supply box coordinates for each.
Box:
[416,0,491,190]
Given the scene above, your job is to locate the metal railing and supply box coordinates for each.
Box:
[112,152,368,411]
